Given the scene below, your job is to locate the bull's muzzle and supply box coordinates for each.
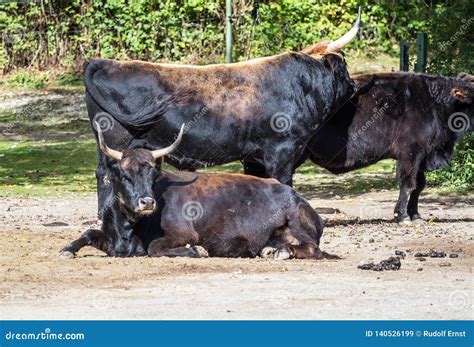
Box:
[137,197,157,214]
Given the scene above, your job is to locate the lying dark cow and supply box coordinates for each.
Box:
[84,10,361,215]
[307,72,473,223]
[59,123,328,260]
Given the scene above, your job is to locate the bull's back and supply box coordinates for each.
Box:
[310,73,438,172]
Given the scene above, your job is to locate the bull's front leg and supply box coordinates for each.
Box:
[147,227,208,258]
[242,160,269,178]
[263,146,296,186]
[96,157,114,220]
[58,229,113,258]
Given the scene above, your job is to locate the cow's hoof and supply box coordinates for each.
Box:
[192,245,209,258]
[58,250,75,259]
[274,247,292,260]
[260,246,277,258]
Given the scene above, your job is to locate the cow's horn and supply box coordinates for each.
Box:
[327,7,361,52]
[151,124,185,159]
[94,121,123,160]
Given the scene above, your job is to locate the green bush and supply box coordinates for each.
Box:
[427,133,474,190]
[0,0,435,71]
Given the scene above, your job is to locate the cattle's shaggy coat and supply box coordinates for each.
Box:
[307,72,473,222]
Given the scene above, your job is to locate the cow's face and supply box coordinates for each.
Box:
[95,122,184,216]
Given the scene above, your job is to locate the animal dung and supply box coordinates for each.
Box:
[395,250,406,258]
[358,256,401,271]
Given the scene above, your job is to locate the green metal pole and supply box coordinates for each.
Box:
[415,33,427,73]
[399,41,410,71]
[225,0,232,63]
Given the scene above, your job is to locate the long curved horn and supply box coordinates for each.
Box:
[327,7,361,52]
[151,124,185,159]
[94,121,123,160]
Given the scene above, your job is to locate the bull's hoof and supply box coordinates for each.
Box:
[58,250,75,259]
[274,247,292,260]
[395,215,411,225]
[260,246,277,258]
[192,245,209,258]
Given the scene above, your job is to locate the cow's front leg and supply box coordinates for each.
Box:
[147,229,207,258]
[58,229,113,258]
[407,171,426,220]
[394,159,419,223]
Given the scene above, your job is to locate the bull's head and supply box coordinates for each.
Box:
[302,8,362,108]
[95,122,184,216]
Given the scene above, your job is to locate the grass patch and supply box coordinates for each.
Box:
[0,139,97,196]
[0,138,469,198]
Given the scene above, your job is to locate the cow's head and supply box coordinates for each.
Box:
[301,8,361,107]
[95,122,184,216]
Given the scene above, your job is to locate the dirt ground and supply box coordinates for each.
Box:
[1,190,472,320]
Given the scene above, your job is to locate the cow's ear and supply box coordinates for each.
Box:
[450,87,473,103]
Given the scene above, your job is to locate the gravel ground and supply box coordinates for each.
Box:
[1,191,472,320]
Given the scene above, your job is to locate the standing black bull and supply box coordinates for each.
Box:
[307,72,473,223]
[84,10,361,215]
[59,123,329,260]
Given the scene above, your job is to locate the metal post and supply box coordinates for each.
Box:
[399,41,410,72]
[225,0,232,63]
[414,32,427,73]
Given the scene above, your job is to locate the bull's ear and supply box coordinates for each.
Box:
[451,87,473,103]
[322,53,345,72]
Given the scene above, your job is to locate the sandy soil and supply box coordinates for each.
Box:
[1,191,472,320]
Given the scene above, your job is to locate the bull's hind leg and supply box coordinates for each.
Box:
[271,200,334,260]
[407,171,426,221]
[394,158,421,223]
[274,241,324,260]
[58,229,113,258]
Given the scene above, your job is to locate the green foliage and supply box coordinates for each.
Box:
[427,133,474,190]
[0,0,437,71]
